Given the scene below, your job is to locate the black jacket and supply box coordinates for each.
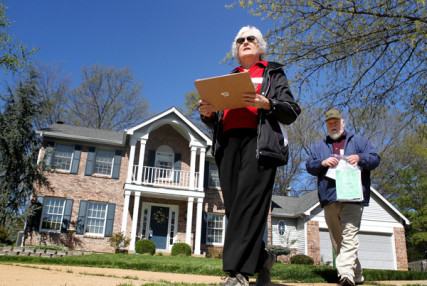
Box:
[202,62,301,166]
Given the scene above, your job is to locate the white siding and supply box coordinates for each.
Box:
[271,217,298,247]
[296,217,306,254]
[362,195,399,223]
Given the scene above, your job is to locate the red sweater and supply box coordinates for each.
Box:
[222,61,267,133]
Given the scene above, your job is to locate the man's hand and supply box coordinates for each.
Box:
[347,155,360,165]
[321,157,339,168]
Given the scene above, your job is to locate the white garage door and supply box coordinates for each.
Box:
[319,230,396,270]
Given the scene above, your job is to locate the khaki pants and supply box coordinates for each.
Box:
[324,202,364,278]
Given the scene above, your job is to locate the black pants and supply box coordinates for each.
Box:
[217,129,277,276]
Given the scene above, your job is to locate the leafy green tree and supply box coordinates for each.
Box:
[388,128,427,261]
[0,72,47,237]
[229,0,426,121]
[0,2,35,72]
[67,64,150,131]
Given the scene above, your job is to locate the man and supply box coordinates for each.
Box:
[306,110,380,286]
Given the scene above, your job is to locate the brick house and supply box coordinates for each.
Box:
[24,107,409,270]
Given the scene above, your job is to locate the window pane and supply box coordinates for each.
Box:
[53,144,73,171]
[85,202,107,234]
[41,198,65,231]
[94,149,114,175]
[206,213,224,244]
[155,145,174,179]
[278,221,286,236]
[208,163,220,188]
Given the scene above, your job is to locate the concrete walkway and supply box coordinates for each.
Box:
[0,263,426,286]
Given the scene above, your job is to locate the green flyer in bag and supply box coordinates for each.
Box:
[336,168,363,202]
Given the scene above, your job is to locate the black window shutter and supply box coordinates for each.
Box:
[147,150,155,166]
[173,153,181,183]
[111,150,122,179]
[85,147,96,176]
[70,145,82,174]
[203,161,210,188]
[61,199,74,233]
[44,141,55,169]
[201,211,207,244]
[104,203,116,237]
[145,150,155,181]
[76,200,88,234]
[31,196,45,231]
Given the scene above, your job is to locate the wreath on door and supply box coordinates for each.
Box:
[153,208,167,224]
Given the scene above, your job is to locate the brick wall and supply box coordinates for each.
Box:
[25,143,130,253]
[306,220,321,265]
[144,125,193,171]
[394,227,409,271]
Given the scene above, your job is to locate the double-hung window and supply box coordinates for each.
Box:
[52,144,74,171]
[85,202,107,235]
[40,197,65,231]
[208,162,220,188]
[206,213,225,245]
[155,145,174,179]
[94,149,114,176]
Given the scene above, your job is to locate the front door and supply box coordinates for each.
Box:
[149,206,169,249]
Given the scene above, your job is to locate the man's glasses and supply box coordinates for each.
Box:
[236,35,256,44]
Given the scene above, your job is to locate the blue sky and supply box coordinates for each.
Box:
[6,0,275,114]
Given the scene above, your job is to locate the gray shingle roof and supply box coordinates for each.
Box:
[271,190,319,217]
[37,124,126,146]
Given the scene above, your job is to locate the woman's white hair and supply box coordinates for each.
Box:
[231,26,267,65]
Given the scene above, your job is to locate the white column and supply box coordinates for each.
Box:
[194,197,204,255]
[185,197,194,245]
[198,147,206,191]
[121,190,131,235]
[136,139,147,184]
[129,192,141,252]
[126,138,137,183]
[189,146,197,189]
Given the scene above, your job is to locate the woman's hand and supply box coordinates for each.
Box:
[242,93,271,110]
[198,100,214,117]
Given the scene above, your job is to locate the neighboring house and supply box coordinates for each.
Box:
[24,107,409,270]
[270,190,410,270]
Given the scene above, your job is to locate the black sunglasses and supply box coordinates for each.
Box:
[236,35,257,44]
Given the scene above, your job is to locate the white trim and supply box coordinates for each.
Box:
[39,197,66,233]
[205,213,226,246]
[304,218,308,255]
[36,131,124,146]
[390,231,398,270]
[124,184,205,200]
[125,107,212,145]
[141,202,179,250]
[186,197,194,245]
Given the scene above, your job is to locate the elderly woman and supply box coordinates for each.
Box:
[199,26,301,286]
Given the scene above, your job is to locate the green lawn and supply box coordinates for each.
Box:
[0,253,426,284]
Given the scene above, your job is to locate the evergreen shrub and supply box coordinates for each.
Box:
[135,239,156,255]
[267,245,290,256]
[0,228,12,245]
[290,254,314,265]
[171,242,191,256]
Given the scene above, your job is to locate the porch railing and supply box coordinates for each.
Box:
[132,165,199,190]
